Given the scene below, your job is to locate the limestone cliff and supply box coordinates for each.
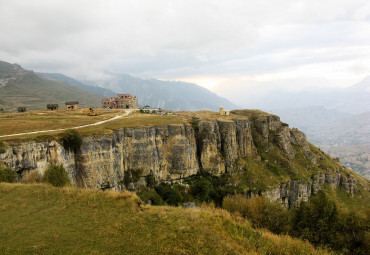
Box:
[0,119,255,189]
[0,111,364,207]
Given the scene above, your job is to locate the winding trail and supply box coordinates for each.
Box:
[0,109,137,138]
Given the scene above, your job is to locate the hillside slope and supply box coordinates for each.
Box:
[36,72,117,98]
[84,73,238,111]
[0,183,327,255]
[0,61,102,112]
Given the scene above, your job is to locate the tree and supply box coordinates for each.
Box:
[0,165,17,183]
[42,164,70,187]
[61,129,82,151]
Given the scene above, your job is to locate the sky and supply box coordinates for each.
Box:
[0,0,370,90]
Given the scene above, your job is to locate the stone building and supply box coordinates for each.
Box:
[65,101,79,110]
[219,106,230,116]
[17,107,26,113]
[102,94,138,109]
[47,104,59,110]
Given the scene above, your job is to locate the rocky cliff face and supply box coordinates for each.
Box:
[0,119,255,189]
[0,113,360,207]
[263,171,358,208]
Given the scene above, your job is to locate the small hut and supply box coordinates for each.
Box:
[17,107,27,113]
[47,104,59,110]
[65,101,79,110]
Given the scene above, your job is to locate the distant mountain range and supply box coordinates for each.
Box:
[37,72,116,98]
[213,76,370,115]
[82,73,237,111]
[0,60,236,113]
[0,61,102,112]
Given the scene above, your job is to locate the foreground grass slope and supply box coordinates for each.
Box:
[0,183,326,255]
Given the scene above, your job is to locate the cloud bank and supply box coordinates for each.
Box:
[0,0,369,87]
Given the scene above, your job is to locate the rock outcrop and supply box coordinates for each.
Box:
[0,119,257,190]
[263,171,357,208]
[0,113,359,206]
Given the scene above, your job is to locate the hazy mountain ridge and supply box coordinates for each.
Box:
[1,60,236,113]
[36,72,117,98]
[0,61,103,112]
[213,76,370,114]
[83,72,238,111]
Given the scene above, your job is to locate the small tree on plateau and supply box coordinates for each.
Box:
[61,129,82,151]
[0,140,6,154]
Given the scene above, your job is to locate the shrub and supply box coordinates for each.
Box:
[123,169,144,187]
[187,172,239,206]
[61,129,82,151]
[291,191,339,247]
[137,187,164,205]
[223,194,290,234]
[145,172,157,188]
[0,141,6,154]
[190,178,212,202]
[42,164,70,187]
[0,165,17,183]
[155,183,183,206]
[291,190,369,254]
[21,170,42,184]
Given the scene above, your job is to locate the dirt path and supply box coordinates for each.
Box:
[0,109,137,138]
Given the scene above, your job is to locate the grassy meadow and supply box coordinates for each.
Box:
[0,109,243,141]
[0,109,122,136]
[0,183,327,255]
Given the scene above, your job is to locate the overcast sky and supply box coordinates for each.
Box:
[1,0,369,89]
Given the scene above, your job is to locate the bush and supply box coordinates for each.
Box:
[0,165,17,183]
[190,178,212,202]
[223,194,290,234]
[145,173,157,188]
[187,172,239,206]
[137,187,164,205]
[155,183,183,206]
[0,141,6,154]
[291,190,369,254]
[42,164,70,187]
[21,170,42,184]
[123,169,144,187]
[61,129,82,151]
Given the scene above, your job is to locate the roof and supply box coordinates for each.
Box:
[65,101,79,105]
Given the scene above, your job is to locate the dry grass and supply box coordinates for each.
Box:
[0,109,256,143]
[77,112,190,136]
[177,110,249,121]
[0,108,122,136]
[20,170,42,184]
[0,183,329,255]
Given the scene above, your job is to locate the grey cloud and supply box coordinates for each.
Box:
[0,0,369,81]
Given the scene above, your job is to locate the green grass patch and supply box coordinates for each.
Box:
[0,183,328,255]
